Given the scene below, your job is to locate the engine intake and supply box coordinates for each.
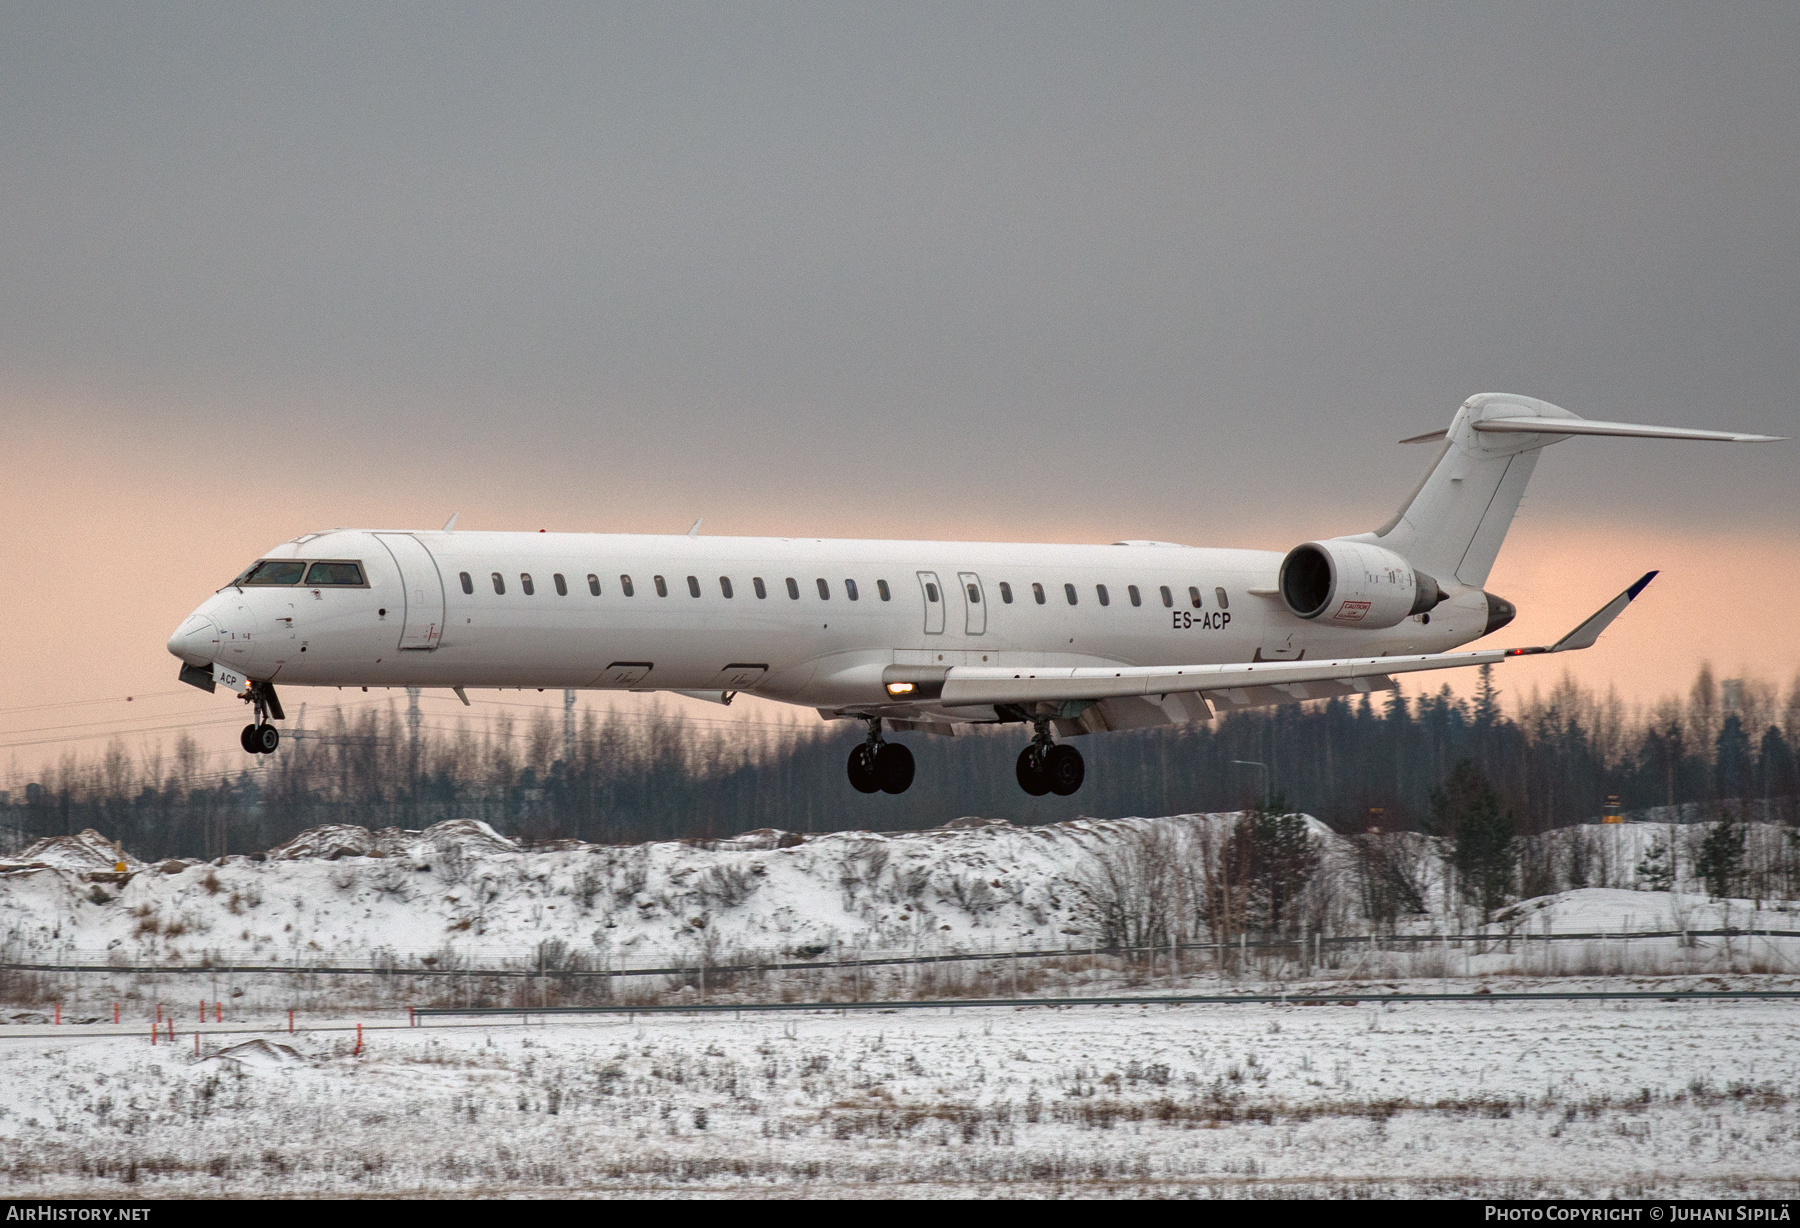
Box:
[1279,540,1444,629]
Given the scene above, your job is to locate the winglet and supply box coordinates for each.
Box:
[443,513,459,532]
[452,686,470,706]
[1509,571,1658,656]
[687,518,703,537]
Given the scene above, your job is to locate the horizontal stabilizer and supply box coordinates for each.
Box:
[1471,417,1782,443]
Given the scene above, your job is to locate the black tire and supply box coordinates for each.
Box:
[1016,746,1050,796]
[1045,743,1084,795]
[240,724,261,754]
[875,742,915,794]
[253,724,280,754]
[846,744,880,793]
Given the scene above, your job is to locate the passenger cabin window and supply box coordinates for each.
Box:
[967,583,981,603]
[620,575,635,597]
[1189,585,1203,609]
[816,578,830,600]
[1160,585,1173,608]
[1215,587,1230,610]
[719,577,734,598]
[845,579,859,600]
[587,574,600,596]
[492,573,506,595]
[520,573,535,596]
[998,581,1013,603]
[654,575,668,597]
[554,573,568,596]
[1032,583,1046,605]
[925,582,940,603]
[687,575,701,598]
[1064,583,1078,606]
[786,578,800,599]
[236,560,307,586]
[305,561,365,586]
[753,577,767,599]
[877,579,891,601]
[1128,584,1142,607]
[459,572,474,595]
[1096,584,1110,607]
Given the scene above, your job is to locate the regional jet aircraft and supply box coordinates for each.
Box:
[167,394,1778,796]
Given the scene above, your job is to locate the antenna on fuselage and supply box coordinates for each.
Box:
[687,518,702,537]
[442,513,459,532]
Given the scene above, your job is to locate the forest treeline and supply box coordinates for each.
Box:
[3,664,1797,862]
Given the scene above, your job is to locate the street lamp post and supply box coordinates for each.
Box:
[1231,759,1269,809]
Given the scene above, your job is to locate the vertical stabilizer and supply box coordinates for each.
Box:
[1344,393,1576,589]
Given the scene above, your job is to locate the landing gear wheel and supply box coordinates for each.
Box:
[240,724,261,754]
[846,743,880,793]
[253,724,280,754]
[1015,746,1050,796]
[874,742,915,794]
[1045,743,1084,796]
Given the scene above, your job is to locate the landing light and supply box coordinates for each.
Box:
[886,682,915,696]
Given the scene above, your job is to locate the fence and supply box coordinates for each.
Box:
[5,925,1797,1017]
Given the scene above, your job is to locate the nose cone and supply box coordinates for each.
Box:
[167,615,218,666]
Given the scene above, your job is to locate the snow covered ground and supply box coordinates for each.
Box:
[2,816,1798,1195]
[0,995,1796,1197]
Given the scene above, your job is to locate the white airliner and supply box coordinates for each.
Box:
[167,394,1778,796]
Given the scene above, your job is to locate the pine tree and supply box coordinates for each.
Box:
[1431,760,1519,921]
[1696,809,1746,900]
[1225,795,1320,934]
[1636,839,1675,891]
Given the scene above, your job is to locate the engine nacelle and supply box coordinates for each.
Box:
[1279,540,1444,629]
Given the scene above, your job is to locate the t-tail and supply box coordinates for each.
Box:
[1275,394,1779,639]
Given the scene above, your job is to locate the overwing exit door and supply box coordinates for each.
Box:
[958,572,986,635]
[374,533,445,650]
[917,571,945,634]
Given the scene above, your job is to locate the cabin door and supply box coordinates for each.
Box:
[374,533,445,650]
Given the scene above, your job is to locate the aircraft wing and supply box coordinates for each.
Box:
[885,573,1656,711]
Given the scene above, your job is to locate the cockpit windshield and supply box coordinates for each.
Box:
[233,560,308,586]
[228,559,367,587]
[304,561,366,586]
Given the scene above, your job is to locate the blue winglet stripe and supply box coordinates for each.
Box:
[1626,571,1658,600]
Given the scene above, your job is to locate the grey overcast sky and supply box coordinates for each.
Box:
[2,3,1797,765]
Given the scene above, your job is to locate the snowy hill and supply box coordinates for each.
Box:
[2,812,1794,972]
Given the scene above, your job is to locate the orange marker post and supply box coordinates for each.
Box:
[354,1023,363,1056]
[194,1031,200,1056]
[200,1000,205,1025]
[288,1009,294,1034]
[113,1003,120,1025]
[54,1004,60,1026]
[215,1002,222,1023]
[166,1018,174,1041]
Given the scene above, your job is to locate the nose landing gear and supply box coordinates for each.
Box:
[1015,720,1083,796]
[846,719,914,794]
[239,680,284,754]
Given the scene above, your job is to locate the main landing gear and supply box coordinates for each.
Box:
[1016,720,1083,796]
[846,718,914,794]
[239,681,283,755]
